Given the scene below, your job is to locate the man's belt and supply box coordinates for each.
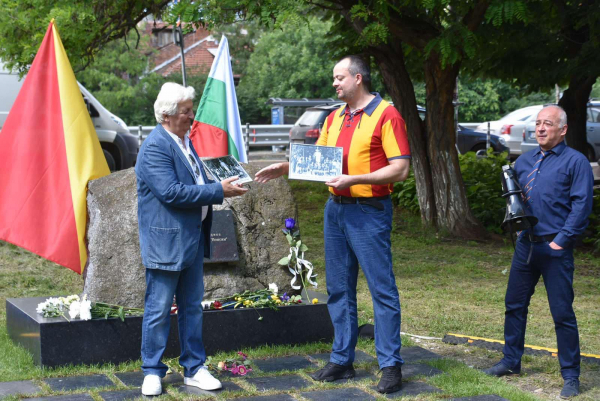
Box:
[529,234,558,243]
[330,194,390,211]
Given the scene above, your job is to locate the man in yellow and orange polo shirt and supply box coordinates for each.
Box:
[255,55,410,394]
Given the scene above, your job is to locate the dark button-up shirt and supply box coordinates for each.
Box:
[514,140,594,248]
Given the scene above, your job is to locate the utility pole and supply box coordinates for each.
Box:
[173,24,187,87]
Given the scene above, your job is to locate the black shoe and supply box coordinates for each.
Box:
[560,379,580,398]
[482,361,521,377]
[310,362,355,382]
[377,366,402,394]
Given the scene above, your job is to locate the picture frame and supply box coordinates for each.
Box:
[201,155,252,185]
[288,143,343,182]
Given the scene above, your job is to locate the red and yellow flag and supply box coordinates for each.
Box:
[0,21,110,274]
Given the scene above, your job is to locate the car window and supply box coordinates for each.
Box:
[499,107,540,122]
[587,107,600,123]
[294,110,330,126]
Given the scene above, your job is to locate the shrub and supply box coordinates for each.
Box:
[583,187,600,254]
[392,149,509,233]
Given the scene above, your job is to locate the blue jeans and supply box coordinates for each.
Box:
[501,237,579,379]
[141,234,206,378]
[324,198,403,368]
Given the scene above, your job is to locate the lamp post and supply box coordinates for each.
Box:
[173,24,187,87]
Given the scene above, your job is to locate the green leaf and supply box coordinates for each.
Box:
[278,257,290,265]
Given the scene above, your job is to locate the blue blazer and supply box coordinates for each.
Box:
[135,124,224,271]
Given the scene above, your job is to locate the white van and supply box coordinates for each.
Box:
[0,62,138,171]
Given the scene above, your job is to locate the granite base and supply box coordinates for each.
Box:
[6,290,332,367]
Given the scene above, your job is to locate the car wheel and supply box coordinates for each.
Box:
[103,149,116,172]
[469,144,487,153]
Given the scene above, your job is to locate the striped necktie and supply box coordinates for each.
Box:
[523,150,546,205]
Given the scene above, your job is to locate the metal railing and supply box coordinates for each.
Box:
[128,124,293,150]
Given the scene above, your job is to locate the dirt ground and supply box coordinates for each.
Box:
[412,337,600,400]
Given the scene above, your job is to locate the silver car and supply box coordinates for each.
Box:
[521,102,600,162]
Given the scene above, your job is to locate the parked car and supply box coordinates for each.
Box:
[521,102,600,162]
[475,105,543,158]
[457,124,509,155]
[1,62,138,171]
[289,103,426,145]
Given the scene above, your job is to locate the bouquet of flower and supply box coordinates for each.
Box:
[277,218,317,301]
[36,294,91,322]
[36,295,143,322]
[205,352,252,376]
[206,283,305,320]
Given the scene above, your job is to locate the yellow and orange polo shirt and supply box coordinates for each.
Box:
[316,93,411,198]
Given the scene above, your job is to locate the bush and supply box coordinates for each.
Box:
[392,149,509,233]
[583,187,600,254]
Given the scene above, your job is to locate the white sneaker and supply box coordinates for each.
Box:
[141,374,162,396]
[184,366,222,390]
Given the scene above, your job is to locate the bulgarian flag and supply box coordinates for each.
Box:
[190,35,247,163]
[0,21,110,274]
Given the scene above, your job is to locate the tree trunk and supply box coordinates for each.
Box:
[424,54,486,238]
[369,43,437,227]
[558,74,596,161]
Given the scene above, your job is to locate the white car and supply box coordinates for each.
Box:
[476,105,543,158]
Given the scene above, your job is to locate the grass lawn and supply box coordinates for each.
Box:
[0,179,598,400]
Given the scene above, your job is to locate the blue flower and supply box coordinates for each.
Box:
[281,292,290,302]
[285,218,296,231]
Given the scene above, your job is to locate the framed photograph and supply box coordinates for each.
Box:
[201,155,252,185]
[288,143,343,182]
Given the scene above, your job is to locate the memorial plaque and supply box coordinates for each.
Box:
[204,210,239,264]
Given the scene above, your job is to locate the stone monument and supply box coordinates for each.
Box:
[83,163,301,309]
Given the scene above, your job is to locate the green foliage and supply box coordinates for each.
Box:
[235,17,339,123]
[460,150,510,233]
[412,78,555,123]
[0,0,168,75]
[583,187,600,255]
[393,149,510,232]
[485,1,531,27]
[75,28,208,126]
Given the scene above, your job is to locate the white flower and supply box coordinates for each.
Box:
[79,297,92,321]
[68,301,81,319]
[269,283,278,295]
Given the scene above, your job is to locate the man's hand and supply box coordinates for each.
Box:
[254,162,289,183]
[221,176,248,198]
[325,175,355,190]
[549,241,564,250]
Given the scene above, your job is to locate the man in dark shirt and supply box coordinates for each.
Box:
[483,105,594,399]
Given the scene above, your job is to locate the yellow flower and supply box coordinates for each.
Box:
[243,300,251,306]
[312,298,319,304]
[276,299,282,304]
[271,295,278,300]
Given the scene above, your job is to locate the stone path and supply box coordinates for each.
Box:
[0,347,508,400]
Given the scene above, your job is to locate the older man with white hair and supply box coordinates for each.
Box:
[483,105,593,399]
[135,82,247,396]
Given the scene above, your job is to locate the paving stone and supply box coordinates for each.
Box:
[253,355,313,372]
[301,387,377,401]
[451,396,509,401]
[336,368,377,384]
[246,374,311,391]
[27,395,94,401]
[401,346,442,363]
[44,374,114,391]
[0,380,41,397]
[377,381,443,398]
[173,381,243,397]
[233,395,297,401]
[114,371,183,387]
[308,350,376,364]
[402,363,443,378]
[98,389,142,401]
